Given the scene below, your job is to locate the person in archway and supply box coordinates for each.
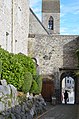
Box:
[64,90,69,104]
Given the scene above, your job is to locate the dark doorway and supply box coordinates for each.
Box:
[41,79,54,102]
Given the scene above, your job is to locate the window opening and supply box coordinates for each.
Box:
[48,16,53,30]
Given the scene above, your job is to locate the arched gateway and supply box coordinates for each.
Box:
[60,68,79,104]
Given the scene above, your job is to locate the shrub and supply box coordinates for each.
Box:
[22,72,33,93]
[30,75,42,95]
[33,75,42,93]
[30,80,38,94]
[0,47,36,91]
[0,59,2,79]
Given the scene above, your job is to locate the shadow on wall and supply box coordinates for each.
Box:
[63,36,79,68]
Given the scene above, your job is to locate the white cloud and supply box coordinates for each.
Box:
[30,0,79,35]
[61,2,79,15]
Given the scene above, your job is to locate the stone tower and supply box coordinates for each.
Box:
[42,0,60,34]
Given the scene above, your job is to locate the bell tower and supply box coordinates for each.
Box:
[42,0,60,34]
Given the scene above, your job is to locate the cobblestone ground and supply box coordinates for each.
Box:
[37,104,78,119]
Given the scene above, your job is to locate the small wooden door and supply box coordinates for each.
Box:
[41,79,54,102]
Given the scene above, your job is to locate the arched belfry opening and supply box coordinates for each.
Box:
[42,0,60,34]
[48,16,54,30]
[60,71,77,104]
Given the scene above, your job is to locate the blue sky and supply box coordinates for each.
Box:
[30,0,79,35]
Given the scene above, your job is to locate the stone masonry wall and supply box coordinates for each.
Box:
[0,79,18,112]
[42,13,60,34]
[28,35,79,74]
[28,34,79,102]
[0,0,12,52]
[0,0,29,55]
[0,79,46,119]
[28,35,79,87]
[13,0,29,55]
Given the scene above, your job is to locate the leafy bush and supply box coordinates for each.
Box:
[0,48,36,91]
[30,80,38,94]
[0,59,2,79]
[30,75,42,95]
[22,72,33,93]
[0,47,42,95]
[33,75,42,93]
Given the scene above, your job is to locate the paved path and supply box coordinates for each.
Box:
[36,104,78,119]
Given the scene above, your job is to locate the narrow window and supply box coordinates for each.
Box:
[48,16,53,30]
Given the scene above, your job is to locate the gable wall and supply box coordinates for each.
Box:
[28,35,79,75]
[28,34,79,102]
[28,35,79,91]
[29,10,48,35]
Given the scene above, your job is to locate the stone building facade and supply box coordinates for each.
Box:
[0,0,79,103]
[29,8,48,35]
[28,34,79,102]
[28,35,79,75]
[42,0,60,34]
[28,0,79,103]
[0,0,29,55]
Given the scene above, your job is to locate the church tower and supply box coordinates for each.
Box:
[42,0,60,34]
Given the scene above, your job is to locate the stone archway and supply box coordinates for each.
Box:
[60,71,77,104]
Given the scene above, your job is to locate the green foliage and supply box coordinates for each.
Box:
[0,47,43,95]
[0,47,36,91]
[30,80,38,94]
[30,75,42,95]
[34,75,42,93]
[22,72,33,93]
[76,49,79,67]
[76,71,79,76]
[0,59,2,80]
